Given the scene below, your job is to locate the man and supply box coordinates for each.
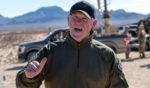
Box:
[16,1,129,88]
[123,26,132,59]
[138,21,146,58]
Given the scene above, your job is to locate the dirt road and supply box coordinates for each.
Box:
[0,51,150,88]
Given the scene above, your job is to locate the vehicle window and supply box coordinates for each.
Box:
[130,26,137,29]
[42,35,50,41]
[51,30,68,42]
[118,27,123,30]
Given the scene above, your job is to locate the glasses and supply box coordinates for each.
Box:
[70,16,92,24]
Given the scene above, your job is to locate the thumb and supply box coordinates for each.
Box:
[38,57,47,72]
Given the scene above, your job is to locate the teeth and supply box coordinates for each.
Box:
[74,28,82,32]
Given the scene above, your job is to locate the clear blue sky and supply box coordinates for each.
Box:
[0,0,150,18]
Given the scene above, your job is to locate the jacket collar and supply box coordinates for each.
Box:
[65,31,94,47]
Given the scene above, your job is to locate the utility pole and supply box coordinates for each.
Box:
[103,0,110,26]
[97,0,117,35]
[97,0,110,24]
[97,0,101,11]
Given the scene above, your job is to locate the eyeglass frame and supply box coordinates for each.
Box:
[69,15,93,24]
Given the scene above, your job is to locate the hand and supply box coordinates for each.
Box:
[24,57,47,78]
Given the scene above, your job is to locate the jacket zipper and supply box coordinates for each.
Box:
[77,45,80,68]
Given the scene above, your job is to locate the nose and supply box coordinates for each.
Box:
[74,19,83,25]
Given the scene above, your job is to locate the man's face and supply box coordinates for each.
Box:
[68,11,97,42]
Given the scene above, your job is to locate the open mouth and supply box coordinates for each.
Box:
[74,28,83,32]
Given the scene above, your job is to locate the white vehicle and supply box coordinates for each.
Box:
[118,24,138,37]
[130,34,150,50]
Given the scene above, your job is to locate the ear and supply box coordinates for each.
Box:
[92,19,97,28]
[67,15,70,26]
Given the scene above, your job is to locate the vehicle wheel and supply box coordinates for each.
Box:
[26,51,37,61]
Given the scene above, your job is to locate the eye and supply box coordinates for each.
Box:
[82,18,88,23]
[71,16,78,21]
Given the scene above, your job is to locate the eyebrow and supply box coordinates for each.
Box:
[71,15,90,20]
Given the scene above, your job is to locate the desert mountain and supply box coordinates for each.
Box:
[0,6,149,32]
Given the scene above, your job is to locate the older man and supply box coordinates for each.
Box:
[16,1,129,88]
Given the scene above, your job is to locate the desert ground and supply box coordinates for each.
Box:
[0,32,150,88]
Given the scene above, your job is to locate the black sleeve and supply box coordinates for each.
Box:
[16,44,52,88]
[107,51,129,88]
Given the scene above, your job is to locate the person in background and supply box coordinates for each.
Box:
[138,20,146,58]
[16,1,129,88]
[123,26,132,59]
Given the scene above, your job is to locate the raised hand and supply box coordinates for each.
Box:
[24,57,47,78]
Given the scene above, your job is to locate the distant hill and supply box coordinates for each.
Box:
[111,9,145,19]
[109,9,147,26]
[0,6,149,32]
[0,15,10,25]
[7,6,68,25]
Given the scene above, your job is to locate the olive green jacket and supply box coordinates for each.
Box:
[16,35,129,88]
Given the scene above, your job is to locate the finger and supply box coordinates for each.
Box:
[29,62,39,71]
[32,61,40,69]
[25,67,33,73]
[25,66,39,78]
[25,69,37,78]
[38,57,47,72]
[25,62,38,72]
[31,62,39,71]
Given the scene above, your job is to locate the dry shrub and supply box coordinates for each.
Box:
[0,31,48,64]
